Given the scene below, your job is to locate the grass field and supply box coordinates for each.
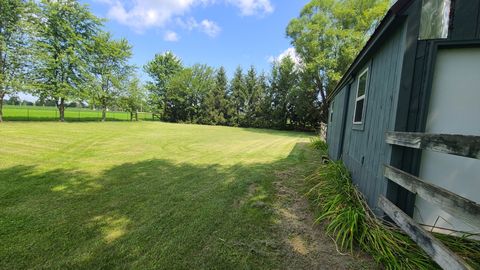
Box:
[0,122,372,269]
[2,105,153,121]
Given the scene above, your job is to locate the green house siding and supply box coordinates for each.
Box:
[327,87,347,160]
[327,23,406,211]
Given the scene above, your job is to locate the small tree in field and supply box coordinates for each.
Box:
[0,0,32,122]
[32,0,101,122]
[89,31,133,121]
[119,77,146,121]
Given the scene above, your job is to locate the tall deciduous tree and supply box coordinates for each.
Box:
[287,0,389,122]
[144,51,183,117]
[89,31,132,121]
[163,64,215,123]
[0,0,32,122]
[33,0,101,122]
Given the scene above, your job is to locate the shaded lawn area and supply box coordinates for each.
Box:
[0,122,326,269]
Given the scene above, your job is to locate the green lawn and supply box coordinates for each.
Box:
[2,105,153,121]
[0,122,324,269]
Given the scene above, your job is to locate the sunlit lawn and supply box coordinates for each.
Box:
[0,122,321,269]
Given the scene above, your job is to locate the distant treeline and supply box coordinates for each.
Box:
[144,52,320,131]
[1,0,388,129]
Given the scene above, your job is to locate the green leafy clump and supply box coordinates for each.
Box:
[435,233,480,269]
[305,160,438,269]
[310,137,328,152]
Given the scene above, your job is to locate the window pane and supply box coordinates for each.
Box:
[357,72,367,97]
[354,99,364,123]
[419,0,451,40]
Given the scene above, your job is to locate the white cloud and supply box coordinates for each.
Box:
[200,20,221,37]
[98,0,273,33]
[177,18,221,37]
[268,47,303,67]
[164,31,180,42]
[228,0,274,16]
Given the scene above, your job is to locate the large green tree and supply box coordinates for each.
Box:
[287,0,389,122]
[89,31,132,121]
[0,0,32,122]
[164,64,215,123]
[33,0,102,122]
[144,52,183,117]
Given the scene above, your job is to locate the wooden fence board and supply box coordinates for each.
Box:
[386,132,480,159]
[384,165,480,228]
[378,196,472,270]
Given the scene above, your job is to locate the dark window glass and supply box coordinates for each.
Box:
[357,72,367,97]
[354,99,364,123]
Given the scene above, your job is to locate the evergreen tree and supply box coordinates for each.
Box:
[253,72,271,128]
[270,57,297,129]
[204,66,229,125]
[242,66,260,127]
[230,66,244,126]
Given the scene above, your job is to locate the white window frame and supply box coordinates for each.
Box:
[329,101,334,123]
[353,68,369,125]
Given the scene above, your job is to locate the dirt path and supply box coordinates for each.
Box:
[272,169,377,270]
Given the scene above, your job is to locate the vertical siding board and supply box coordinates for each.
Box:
[327,88,348,160]
[336,24,406,211]
[451,0,480,40]
[477,2,480,38]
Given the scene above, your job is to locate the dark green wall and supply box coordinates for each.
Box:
[327,22,407,212]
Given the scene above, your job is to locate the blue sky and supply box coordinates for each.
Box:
[84,0,308,79]
[19,0,308,101]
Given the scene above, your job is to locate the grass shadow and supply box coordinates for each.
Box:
[0,142,327,269]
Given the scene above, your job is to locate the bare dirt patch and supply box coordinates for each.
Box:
[272,168,377,270]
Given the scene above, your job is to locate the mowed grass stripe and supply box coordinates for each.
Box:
[0,122,319,269]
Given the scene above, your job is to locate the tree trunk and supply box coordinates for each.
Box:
[0,93,4,123]
[58,98,65,122]
[102,106,106,122]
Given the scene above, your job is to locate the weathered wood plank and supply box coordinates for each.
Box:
[384,165,480,228]
[385,132,480,159]
[378,196,473,270]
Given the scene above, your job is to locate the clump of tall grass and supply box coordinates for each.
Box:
[305,160,438,269]
[435,233,480,269]
[310,136,328,153]
[306,140,480,269]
